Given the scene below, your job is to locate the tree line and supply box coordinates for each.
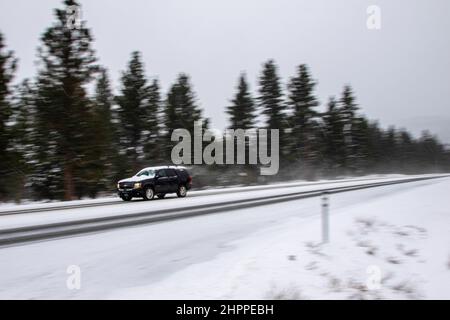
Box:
[0,0,448,202]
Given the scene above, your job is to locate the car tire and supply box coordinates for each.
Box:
[143,187,154,200]
[156,193,166,199]
[120,194,132,201]
[176,185,187,198]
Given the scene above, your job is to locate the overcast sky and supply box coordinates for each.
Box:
[1,0,449,143]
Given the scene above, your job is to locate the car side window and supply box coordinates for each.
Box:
[166,169,176,177]
[158,169,167,177]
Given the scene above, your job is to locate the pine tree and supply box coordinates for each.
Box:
[116,51,149,173]
[0,32,18,200]
[142,79,162,164]
[258,60,286,128]
[351,116,371,173]
[33,0,98,200]
[227,73,256,130]
[10,80,37,200]
[322,96,345,173]
[83,68,117,196]
[165,74,203,132]
[164,73,208,163]
[417,131,443,172]
[257,60,288,174]
[365,121,384,172]
[340,85,358,120]
[397,129,416,173]
[226,73,258,181]
[339,85,359,173]
[287,64,319,171]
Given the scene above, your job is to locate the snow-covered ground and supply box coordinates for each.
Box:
[112,177,450,300]
[0,176,448,299]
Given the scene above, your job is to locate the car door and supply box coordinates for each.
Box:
[155,169,168,193]
[166,169,178,192]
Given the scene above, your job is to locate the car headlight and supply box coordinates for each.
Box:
[134,182,142,189]
[117,183,120,189]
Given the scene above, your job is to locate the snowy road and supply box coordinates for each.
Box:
[0,175,443,246]
[0,174,409,215]
[0,175,448,299]
[0,174,443,231]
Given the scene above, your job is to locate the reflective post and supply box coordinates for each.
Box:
[321,192,329,243]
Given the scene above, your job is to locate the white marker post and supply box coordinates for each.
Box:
[321,192,329,243]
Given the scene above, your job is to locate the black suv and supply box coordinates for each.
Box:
[117,166,192,201]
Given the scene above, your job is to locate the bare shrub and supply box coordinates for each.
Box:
[265,285,304,300]
[391,281,420,299]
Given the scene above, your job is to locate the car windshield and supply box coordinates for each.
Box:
[135,169,155,177]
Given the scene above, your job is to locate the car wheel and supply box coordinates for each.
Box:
[176,185,187,198]
[121,194,132,201]
[143,187,154,200]
[157,193,166,199]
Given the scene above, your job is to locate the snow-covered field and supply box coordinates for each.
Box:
[0,176,448,299]
[112,177,450,300]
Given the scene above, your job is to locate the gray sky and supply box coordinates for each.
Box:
[1,0,449,143]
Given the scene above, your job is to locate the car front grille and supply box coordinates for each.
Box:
[119,182,134,189]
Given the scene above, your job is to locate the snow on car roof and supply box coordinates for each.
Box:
[140,166,188,171]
